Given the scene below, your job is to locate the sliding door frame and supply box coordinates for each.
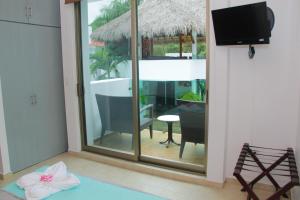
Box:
[75,0,210,174]
[136,0,210,174]
[131,0,141,162]
[75,1,139,161]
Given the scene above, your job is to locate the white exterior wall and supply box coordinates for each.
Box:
[118,60,206,81]
[139,60,206,81]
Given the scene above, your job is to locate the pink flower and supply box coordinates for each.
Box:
[40,175,53,183]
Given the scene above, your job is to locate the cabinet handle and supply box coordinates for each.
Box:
[34,95,37,105]
[30,96,34,105]
[30,95,37,105]
[28,7,32,17]
[25,6,28,17]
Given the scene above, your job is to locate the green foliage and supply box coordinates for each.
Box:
[89,47,128,80]
[90,0,143,31]
[90,0,130,31]
[139,89,146,105]
[198,80,206,101]
[89,0,207,79]
[89,0,136,79]
[153,41,207,58]
[106,40,130,57]
[153,43,178,56]
[180,91,201,102]
[197,42,207,59]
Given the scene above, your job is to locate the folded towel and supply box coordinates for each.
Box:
[16,162,80,200]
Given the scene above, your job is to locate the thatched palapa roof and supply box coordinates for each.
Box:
[91,0,206,41]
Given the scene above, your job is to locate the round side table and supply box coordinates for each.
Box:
[157,115,180,148]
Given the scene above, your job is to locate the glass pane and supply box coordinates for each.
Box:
[138,0,207,167]
[81,0,134,153]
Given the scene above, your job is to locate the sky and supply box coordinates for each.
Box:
[88,0,111,24]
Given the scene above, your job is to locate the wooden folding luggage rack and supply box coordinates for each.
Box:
[234,143,299,200]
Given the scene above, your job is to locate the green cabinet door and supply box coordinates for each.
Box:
[0,21,39,172]
[28,0,61,27]
[0,0,61,27]
[0,22,67,172]
[0,0,27,23]
[28,25,67,161]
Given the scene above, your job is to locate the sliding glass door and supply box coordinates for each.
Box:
[79,0,136,157]
[79,0,208,173]
[137,0,207,171]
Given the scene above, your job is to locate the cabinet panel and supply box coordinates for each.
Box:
[0,22,39,172]
[0,22,67,172]
[29,26,67,160]
[0,0,27,23]
[28,0,61,27]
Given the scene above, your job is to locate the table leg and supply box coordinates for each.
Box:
[167,122,173,142]
[160,122,180,147]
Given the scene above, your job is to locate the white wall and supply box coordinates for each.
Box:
[291,0,300,198]
[294,99,300,197]
[223,0,300,182]
[200,0,300,183]
[205,0,231,183]
[60,0,81,152]
[118,60,206,81]
[139,60,206,81]
[0,150,2,174]
[60,0,300,185]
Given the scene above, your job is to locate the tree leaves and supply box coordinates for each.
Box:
[89,0,142,80]
[90,0,131,31]
[89,47,128,80]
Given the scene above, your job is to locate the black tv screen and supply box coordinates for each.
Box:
[212,2,271,46]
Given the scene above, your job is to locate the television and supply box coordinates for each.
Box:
[212,2,272,46]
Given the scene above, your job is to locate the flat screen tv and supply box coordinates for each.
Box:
[212,2,272,46]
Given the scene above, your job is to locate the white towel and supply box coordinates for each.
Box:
[16,161,80,200]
